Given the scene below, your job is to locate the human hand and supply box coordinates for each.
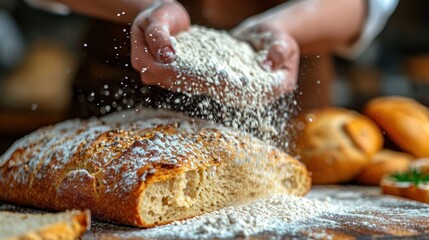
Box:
[231,20,300,95]
[130,0,190,88]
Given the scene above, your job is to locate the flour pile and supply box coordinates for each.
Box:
[117,194,338,239]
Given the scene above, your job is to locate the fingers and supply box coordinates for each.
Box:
[261,31,299,94]
[130,21,151,74]
[232,24,273,51]
[132,2,190,64]
[265,38,293,71]
[144,23,176,63]
[268,36,300,94]
[130,1,191,90]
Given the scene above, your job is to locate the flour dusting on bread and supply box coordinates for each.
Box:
[0,108,310,227]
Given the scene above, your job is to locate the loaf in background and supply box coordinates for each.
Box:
[364,96,429,157]
[294,107,383,184]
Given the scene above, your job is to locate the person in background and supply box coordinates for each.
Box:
[25,0,397,113]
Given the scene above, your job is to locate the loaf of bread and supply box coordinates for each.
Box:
[356,149,413,186]
[364,96,429,157]
[294,107,383,184]
[0,108,310,227]
[0,210,90,240]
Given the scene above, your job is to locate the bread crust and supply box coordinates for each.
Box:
[364,96,429,157]
[0,109,309,227]
[356,150,413,186]
[294,108,383,184]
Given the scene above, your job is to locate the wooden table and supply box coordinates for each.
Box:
[2,186,429,239]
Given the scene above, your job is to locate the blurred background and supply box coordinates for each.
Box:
[1,0,429,153]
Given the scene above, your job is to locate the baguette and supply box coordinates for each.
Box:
[0,108,310,227]
[0,210,90,240]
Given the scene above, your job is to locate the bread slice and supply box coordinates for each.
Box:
[0,108,310,227]
[0,210,90,240]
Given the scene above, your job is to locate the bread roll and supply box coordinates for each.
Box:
[294,108,383,184]
[356,149,413,185]
[0,108,310,227]
[0,210,90,240]
[364,96,429,157]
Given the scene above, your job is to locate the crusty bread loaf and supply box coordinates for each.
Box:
[294,107,383,184]
[0,210,90,240]
[364,96,429,157]
[0,108,310,227]
[356,149,413,186]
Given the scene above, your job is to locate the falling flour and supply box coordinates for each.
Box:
[168,26,285,108]
[116,194,338,239]
[165,26,297,150]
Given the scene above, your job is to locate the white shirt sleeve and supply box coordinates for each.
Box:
[336,0,399,59]
[24,0,70,15]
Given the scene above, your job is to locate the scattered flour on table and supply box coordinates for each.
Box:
[106,187,429,239]
[118,194,339,239]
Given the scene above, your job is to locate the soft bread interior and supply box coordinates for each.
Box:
[0,210,89,240]
[139,158,307,227]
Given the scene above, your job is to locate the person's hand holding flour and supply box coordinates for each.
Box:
[43,0,391,107]
[232,22,300,96]
[130,0,191,89]
[232,0,372,97]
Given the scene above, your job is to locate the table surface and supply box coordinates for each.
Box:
[2,185,429,239]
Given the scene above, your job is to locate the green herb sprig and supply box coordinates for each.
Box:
[390,169,429,186]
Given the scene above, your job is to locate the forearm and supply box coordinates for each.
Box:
[52,0,174,24]
[268,0,367,54]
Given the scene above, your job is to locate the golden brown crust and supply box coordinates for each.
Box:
[364,96,429,157]
[356,149,413,186]
[294,107,383,184]
[0,109,309,227]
